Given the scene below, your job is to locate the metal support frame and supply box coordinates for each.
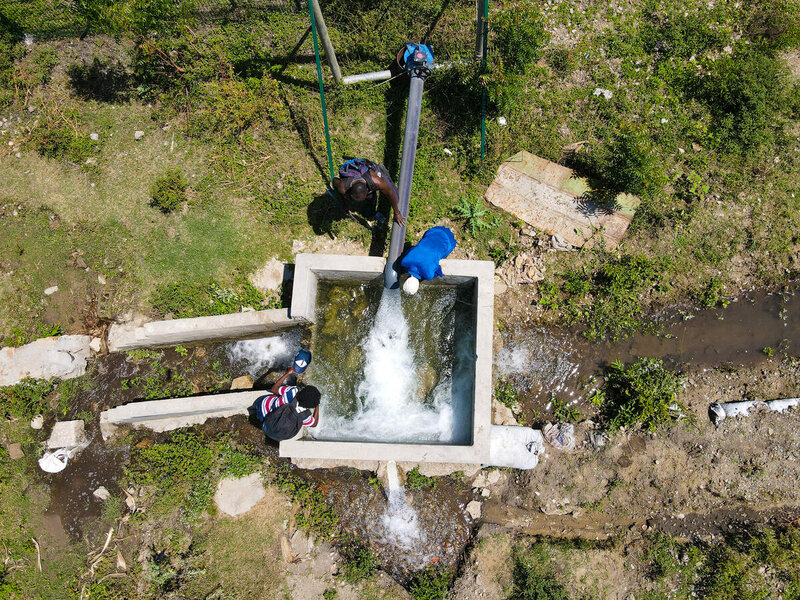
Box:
[309,0,342,84]
[307,0,335,179]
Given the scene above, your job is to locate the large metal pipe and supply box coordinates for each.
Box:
[309,0,342,84]
[384,73,425,288]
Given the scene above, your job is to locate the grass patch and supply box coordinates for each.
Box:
[509,544,569,600]
[150,276,276,318]
[150,168,188,213]
[270,463,339,537]
[408,566,451,600]
[339,540,377,584]
[405,466,437,491]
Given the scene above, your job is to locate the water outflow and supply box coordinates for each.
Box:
[226,329,301,378]
[379,461,423,551]
[312,288,461,443]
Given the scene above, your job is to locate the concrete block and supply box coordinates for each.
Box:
[0,335,91,386]
[282,253,494,466]
[485,151,639,249]
[99,390,263,439]
[107,308,302,351]
[47,420,87,449]
[250,258,293,293]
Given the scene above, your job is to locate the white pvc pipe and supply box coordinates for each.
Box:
[341,70,393,85]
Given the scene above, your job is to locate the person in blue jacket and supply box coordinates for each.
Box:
[400,226,457,295]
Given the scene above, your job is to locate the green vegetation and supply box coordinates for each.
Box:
[150,168,188,213]
[339,540,377,584]
[599,358,685,431]
[454,196,494,237]
[551,397,581,423]
[509,545,570,600]
[271,463,339,536]
[408,567,451,600]
[122,348,193,400]
[126,430,262,519]
[150,276,276,318]
[405,466,437,491]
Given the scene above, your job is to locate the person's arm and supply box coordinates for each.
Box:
[309,405,319,427]
[270,367,295,395]
[371,170,406,226]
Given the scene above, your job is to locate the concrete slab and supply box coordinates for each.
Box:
[485,151,639,249]
[282,253,495,466]
[214,473,266,516]
[0,335,91,386]
[107,308,302,352]
[47,420,87,450]
[99,390,264,439]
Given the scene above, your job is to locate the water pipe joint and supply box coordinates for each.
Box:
[400,43,434,78]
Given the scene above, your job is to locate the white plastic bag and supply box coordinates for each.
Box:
[38,449,70,473]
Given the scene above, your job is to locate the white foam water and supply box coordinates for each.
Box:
[380,461,422,550]
[311,288,459,443]
[226,329,301,377]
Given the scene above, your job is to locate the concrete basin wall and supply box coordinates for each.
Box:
[283,253,494,465]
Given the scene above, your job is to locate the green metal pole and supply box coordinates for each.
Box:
[480,0,488,160]
[307,0,335,181]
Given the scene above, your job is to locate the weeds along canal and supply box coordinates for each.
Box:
[497,286,800,421]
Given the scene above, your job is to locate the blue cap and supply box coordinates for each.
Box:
[293,349,312,374]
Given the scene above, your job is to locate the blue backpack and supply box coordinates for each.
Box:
[338,158,372,181]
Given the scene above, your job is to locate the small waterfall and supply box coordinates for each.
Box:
[380,461,422,551]
[226,329,301,377]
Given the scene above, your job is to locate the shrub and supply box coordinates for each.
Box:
[29,121,97,163]
[547,47,575,77]
[601,358,684,431]
[492,5,549,75]
[150,168,188,213]
[688,50,787,152]
[454,196,493,237]
[15,47,59,92]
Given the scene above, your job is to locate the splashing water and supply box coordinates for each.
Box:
[380,461,423,551]
[311,286,472,444]
[226,329,301,378]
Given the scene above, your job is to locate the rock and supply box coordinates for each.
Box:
[281,535,297,563]
[75,257,87,269]
[97,274,106,285]
[47,420,87,450]
[551,234,574,252]
[481,488,491,498]
[472,472,489,488]
[290,529,314,558]
[0,335,91,386]
[213,473,265,516]
[230,374,254,390]
[134,130,144,141]
[89,337,102,353]
[249,258,291,294]
[492,399,518,426]
[6,443,23,460]
[93,486,111,501]
[44,285,59,296]
[30,415,44,429]
[90,133,99,141]
[588,430,607,450]
[494,276,508,295]
[466,500,482,520]
[487,470,502,485]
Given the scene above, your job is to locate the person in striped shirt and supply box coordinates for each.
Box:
[252,365,320,435]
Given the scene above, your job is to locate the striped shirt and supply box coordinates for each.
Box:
[257,386,314,426]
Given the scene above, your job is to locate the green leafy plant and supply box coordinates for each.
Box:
[551,397,581,423]
[405,466,437,491]
[454,197,492,237]
[492,6,550,75]
[0,378,55,419]
[271,463,338,536]
[150,168,188,213]
[697,277,729,309]
[495,379,520,412]
[600,358,685,431]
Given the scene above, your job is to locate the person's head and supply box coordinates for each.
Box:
[348,179,368,203]
[296,386,321,409]
[402,275,420,295]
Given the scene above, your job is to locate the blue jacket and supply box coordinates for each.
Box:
[401,227,457,281]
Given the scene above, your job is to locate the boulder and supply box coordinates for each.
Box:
[93,486,111,501]
[6,443,23,460]
[466,500,482,520]
[213,473,265,516]
[230,374,254,390]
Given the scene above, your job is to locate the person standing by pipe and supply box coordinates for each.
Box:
[333,158,407,226]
